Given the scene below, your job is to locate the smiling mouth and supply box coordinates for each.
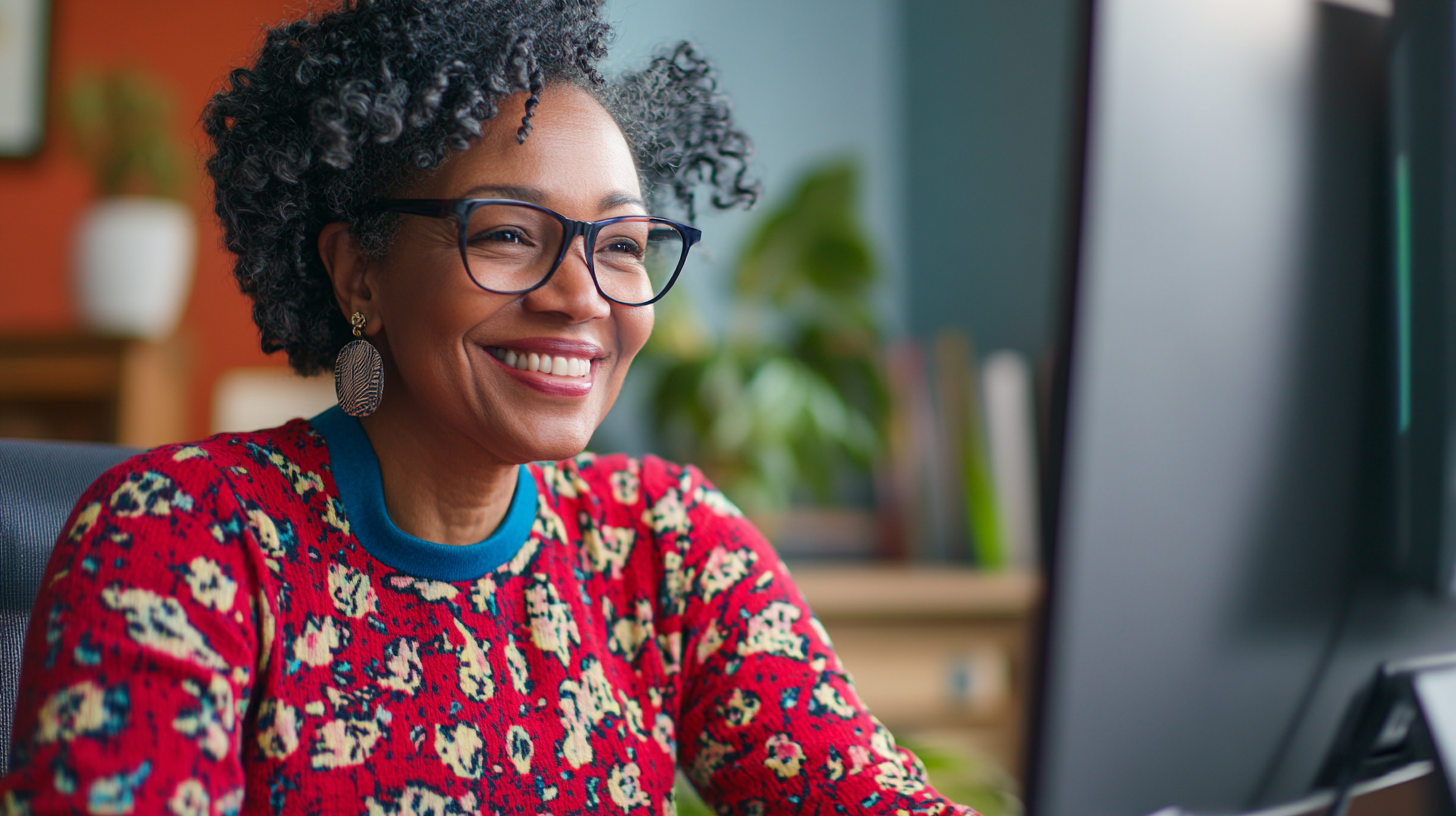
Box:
[487,347,593,378]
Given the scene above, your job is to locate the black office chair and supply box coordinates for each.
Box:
[0,439,136,773]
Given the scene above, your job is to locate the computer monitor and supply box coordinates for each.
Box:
[1022,1,1443,814]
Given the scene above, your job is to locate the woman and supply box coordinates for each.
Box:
[2,1,974,813]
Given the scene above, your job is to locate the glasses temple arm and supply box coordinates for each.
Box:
[366,199,456,218]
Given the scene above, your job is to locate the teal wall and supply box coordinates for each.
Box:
[604,0,907,333]
[905,0,1081,360]
[606,0,1082,357]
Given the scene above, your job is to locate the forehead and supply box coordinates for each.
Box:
[413,85,642,213]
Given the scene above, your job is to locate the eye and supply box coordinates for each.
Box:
[470,227,535,246]
[601,237,644,257]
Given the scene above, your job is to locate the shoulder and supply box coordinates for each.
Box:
[635,455,748,537]
[534,452,744,523]
[539,452,756,573]
[72,419,329,523]
[531,453,789,625]
[46,424,331,612]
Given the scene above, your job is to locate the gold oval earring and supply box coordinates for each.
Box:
[334,311,384,417]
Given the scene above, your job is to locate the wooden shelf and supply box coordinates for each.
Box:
[791,565,1040,620]
[0,333,191,447]
[790,565,1041,782]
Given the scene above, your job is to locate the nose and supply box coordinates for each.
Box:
[521,235,612,322]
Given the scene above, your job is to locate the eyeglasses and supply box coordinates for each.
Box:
[366,198,702,306]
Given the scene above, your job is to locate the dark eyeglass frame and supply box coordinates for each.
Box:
[366,198,703,306]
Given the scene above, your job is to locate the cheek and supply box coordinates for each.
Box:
[616,305,654,363]
[377,258,500,374]
[383,288,455,364]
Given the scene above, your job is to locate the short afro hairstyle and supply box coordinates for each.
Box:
[204,0,758,374]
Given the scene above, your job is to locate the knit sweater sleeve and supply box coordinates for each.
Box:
[650,461,977,815]
[1,444,269,816]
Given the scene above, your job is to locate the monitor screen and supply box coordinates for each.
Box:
[1023,1,1426,814]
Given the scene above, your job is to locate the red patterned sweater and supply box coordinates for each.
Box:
[0,414,974,815]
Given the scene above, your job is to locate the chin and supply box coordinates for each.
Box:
[501,423,598,464]
[533,441,592,463]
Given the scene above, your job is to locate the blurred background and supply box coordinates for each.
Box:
[0,0,1081,811]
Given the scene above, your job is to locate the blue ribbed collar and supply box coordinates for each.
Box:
[309,406,538,582]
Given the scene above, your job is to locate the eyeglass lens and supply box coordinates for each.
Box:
[463,203,685,304]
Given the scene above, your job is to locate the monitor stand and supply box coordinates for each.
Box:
[1310,654,1456,816]
[1148,759,1438,816]
[1148,654,1456,816]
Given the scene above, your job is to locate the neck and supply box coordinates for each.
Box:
[358,397,518,547]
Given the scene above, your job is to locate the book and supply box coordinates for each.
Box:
[981,351,1040,571]
[935,330,1004,568]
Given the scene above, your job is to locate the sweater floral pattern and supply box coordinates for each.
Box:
[0,419,974,815]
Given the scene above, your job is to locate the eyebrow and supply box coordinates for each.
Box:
[458,185,647,213]
[599,191,647,211]
[461,184,544,203]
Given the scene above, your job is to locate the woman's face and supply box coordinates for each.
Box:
[352,85,654,465]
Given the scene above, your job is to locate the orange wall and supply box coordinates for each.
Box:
[0,0,301,440]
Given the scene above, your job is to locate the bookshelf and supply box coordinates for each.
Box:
[0,333,190,447]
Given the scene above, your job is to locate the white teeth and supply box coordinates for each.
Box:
[494,348,591,378]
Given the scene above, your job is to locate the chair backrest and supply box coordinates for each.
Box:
[0,439,136,773]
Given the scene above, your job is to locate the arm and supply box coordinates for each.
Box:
[660,464,977,815]
[1,447,266,816]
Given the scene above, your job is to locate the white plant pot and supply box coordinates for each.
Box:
[75,198,196,339]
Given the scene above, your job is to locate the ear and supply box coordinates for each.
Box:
[318,222,383,335]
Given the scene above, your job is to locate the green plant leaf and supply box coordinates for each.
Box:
[65,67,186,199]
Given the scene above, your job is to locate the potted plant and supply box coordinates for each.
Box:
[67,68,194,339]
[642,160,890,522]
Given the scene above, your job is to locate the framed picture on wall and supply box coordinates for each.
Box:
[0,0,50,158]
